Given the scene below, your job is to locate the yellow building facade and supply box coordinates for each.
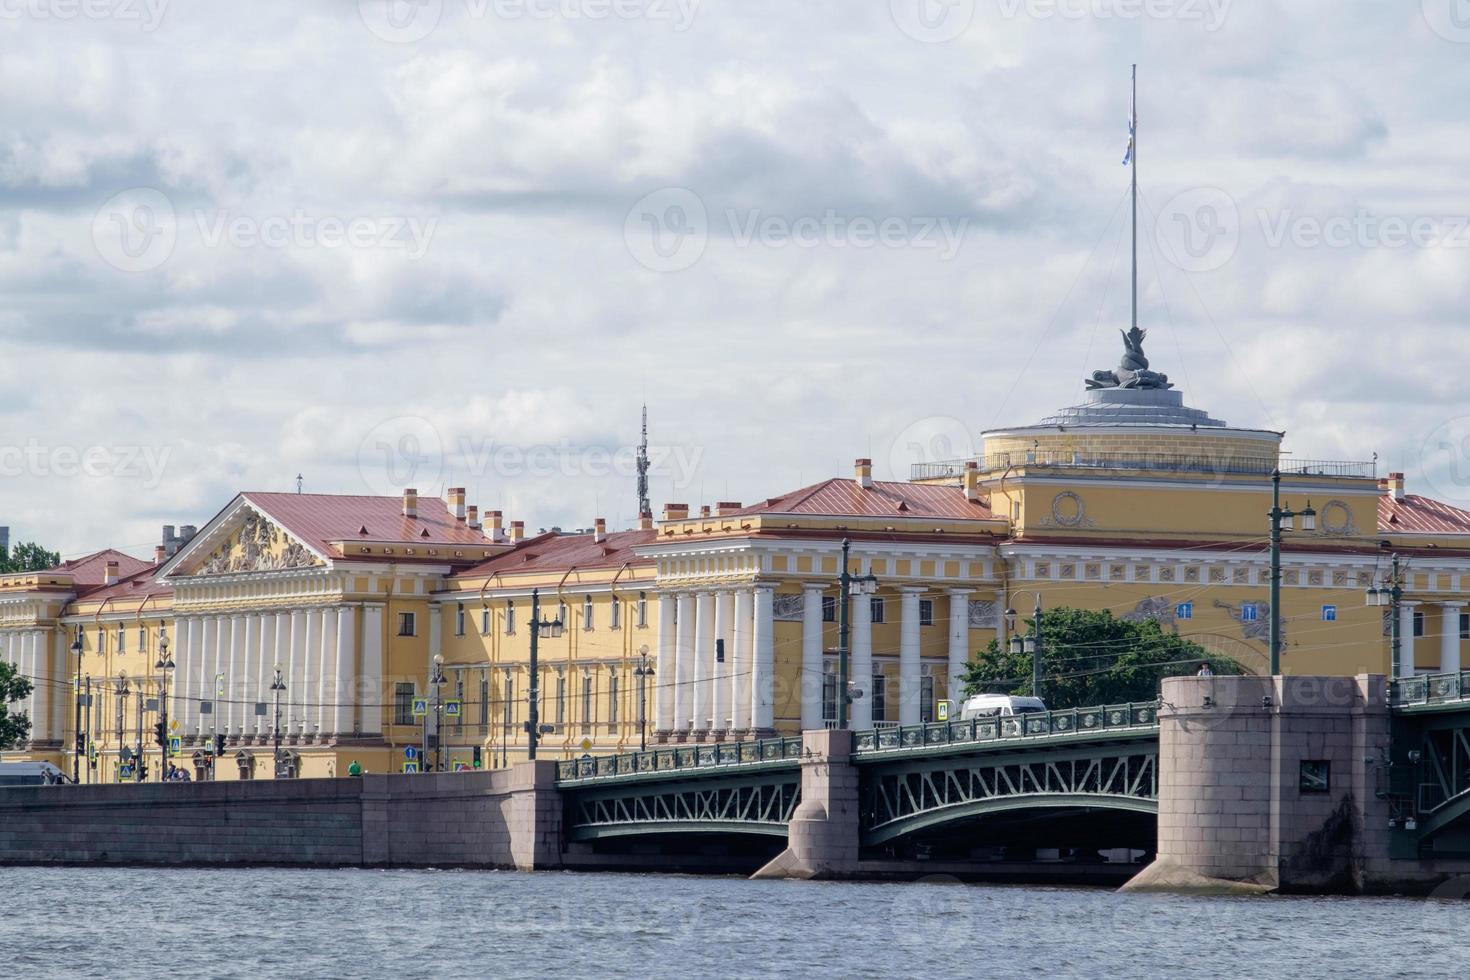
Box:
[4,345,1470,780]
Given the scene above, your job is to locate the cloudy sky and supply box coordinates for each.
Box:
[3,0,1469,559]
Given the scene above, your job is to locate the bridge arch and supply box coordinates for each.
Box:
[864,793,1157,846]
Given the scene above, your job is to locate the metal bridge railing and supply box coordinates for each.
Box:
[910,453,1376,482]
[853,701,1160,755]
[1390,671,1470,709]
[556,735,804,783]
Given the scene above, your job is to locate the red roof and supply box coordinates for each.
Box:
[457,529,656,578]
[48,549,153,591]
[728,478,998,521]
[241,492,495,557]
[80,563,174,604]
[1379,494,1470,535]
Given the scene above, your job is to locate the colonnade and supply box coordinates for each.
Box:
[0,629,53,743]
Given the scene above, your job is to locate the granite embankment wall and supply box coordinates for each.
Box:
[0,762,562,869]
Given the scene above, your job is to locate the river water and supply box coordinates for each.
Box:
[2,867,1466,979]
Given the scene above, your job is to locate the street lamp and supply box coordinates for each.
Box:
[70,626,83,783]
[154,627,173,782]
[634,645,655,751]
[1367,554,1407,679]
[1268,468,1316,676]
[1005,591,1045,702]
[114,672,130,783]
[526,588,564,761]
[837,538,878,729]
[270,664,287,778]
[425,653,447,772]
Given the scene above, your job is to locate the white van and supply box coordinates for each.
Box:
[0,761,69,787]
[958,693,1047,721]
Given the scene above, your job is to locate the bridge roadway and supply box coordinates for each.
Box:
[556,702,1161,847]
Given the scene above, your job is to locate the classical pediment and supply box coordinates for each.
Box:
[171,503,325,577]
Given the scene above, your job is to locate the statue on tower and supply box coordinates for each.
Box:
[1086,326,1173,390]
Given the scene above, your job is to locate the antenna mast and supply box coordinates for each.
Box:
[1129,63,1138,332]
[636,404,651,518]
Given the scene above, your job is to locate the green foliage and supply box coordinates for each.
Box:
[0,660,33,749]
[0,541,61,574]
[961,606,1244,707]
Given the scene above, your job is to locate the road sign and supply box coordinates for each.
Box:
[579,737,592,752]
[119,746,134,762]
[937,699,952,722]
[453,762,469,772]
[403,762,419,774]
[168,736,182,756]
[412,698,429,718]
[444,700,462,718]
[404,746,418,760]
[119,764,134,779]
[169,719,179,730]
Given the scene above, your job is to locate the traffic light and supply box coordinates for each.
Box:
[213,734,226,756]
[75,733,86,755]
[154,722,167,748]
[472,747,482,769]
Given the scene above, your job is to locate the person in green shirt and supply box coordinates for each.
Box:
[347,760,362,777]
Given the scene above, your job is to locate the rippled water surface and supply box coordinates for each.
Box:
[2,867,1467,979]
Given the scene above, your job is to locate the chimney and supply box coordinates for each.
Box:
[448,487,467,521]
[963,460,982,503]
[1389,472,1406,501]
[855,458,874,489]
[466,505,481,530]
[594,517,607,543]
[103,560,120,586]
[699,505,711,518]
[716,501,743,516]
[638,511,654,531]
[487,510,507,543]
[402,488,418,518]
[154,545,167,564]
[510,520,526,544]
[663,503,690,522]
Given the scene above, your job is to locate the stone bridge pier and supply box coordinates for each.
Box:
[752,728,860,880]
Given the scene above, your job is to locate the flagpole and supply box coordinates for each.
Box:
[1130,63,1138,332]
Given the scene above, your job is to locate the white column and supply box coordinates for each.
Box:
[714,590,734,736]
[303,610,322,737]
[656,593,676,733]
[197,617,216,735]
[1441,603,1463,675]
[178,617,197,733]
[752,585,775,732]
[361,604,384,735]
[692,592,714,735]
[800,584,825,731]
[30,630,51,742]
[333,606,356,736]
[732,589,754,734]
[899,588,923,726]
[1400,602,1419,678]
[851,589,874,730]
[20,632,38,742]
[241,615,258,736]
[254,614,274,735]
[674,593,695,735]
[947,589,972,708]
[318,607,338,737]
[227,615,243,734]
[288,610,307,733]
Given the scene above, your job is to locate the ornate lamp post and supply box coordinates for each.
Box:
[270,664,287,778]
[70,627,83,784]
[1268,468,1316,675]
[526,588,564,761]
[1367,554,1407,680]
[425,653,446,772]
[155,627,173,782]
[1005,592,1045,702]
[114,672,130,783]
[634,645,655,751]
[837,538,878,729]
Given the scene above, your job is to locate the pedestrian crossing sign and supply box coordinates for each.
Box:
[412,698,429,718]
[444,700,462,718]
[168,736,182,756]
[403,762,420,774]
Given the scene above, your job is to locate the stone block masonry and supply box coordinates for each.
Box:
[0,763,563,870]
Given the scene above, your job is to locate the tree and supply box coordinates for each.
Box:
[961,606,1244,707]
[0,660,32,749]
[0,541,61,574]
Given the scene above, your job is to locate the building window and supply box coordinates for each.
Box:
[581,674,593,725]
[481,607,490,636]
[872,670,887,722]
[502,673,514,727]
[583,596,594,630]
[610,599,621,630]
[1413,611,1425,637]
[609,673,619,725]
[822,668,837,723]
[556,674,566,726]
[505,602,516,635]
[1461,613,1470,641]
[455,603,465,636]
[398,612,416,637]
[1241,603,1259,623]
[137,625,147,652]
[1299,760,1331,794]
[97,626,106,655]
[821,596,836,623]
[394,683,415,726]
[454,673,465,731]
[117,625,125,654]
[479,671,489,726]
[919,600,934,627]
[1176,602,1194,621]
[1321,605,1338,622]
[920,675,935,722]
[558,602,568,627]
[637,592,648,628]
[871,597,886,624]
